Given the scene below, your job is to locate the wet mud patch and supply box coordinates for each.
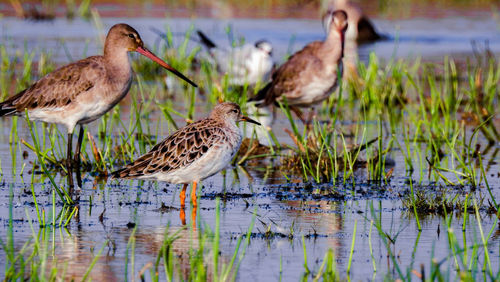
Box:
[200,192,254,200]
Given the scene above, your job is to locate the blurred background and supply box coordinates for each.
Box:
[0,0,498,19]
[1,0,499,65]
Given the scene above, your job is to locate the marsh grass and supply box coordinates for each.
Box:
[1,28,497,196]
[1,185,88,280]
[364,199,500,281]
[0,24,497,188]
[299,197,497,281]
[0,26,499,280]
[400,185,493,217]
[1,197,255,280]
[122,198,255,281]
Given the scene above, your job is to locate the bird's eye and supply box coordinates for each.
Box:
[128,33,135,39]
[231,109,239,114]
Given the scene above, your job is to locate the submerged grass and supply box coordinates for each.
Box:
[2,198,256,280]
[0,24,499,280]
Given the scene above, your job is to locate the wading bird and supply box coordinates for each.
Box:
[0,23,197,168]
[197,30,273,86]
[249,10,347,123]
[112,102,260,211]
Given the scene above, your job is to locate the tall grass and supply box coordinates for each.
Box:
[0,24,498,281]
[3,25,497,188]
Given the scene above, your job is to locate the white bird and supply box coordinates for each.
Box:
[197,30,273,86]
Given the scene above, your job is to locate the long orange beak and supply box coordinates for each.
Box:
[240,115,261,125]
[136,46,198,88]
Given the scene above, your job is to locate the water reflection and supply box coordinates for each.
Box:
[52,228,118,281]
[47,224,209,280]
[1,5,500,279]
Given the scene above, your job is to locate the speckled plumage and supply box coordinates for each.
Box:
[250,10,348,108]
[112,102,259,184]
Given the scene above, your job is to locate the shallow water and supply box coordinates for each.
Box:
[1,7,500,281]
[1,15,500,64]
[0,108,499,280]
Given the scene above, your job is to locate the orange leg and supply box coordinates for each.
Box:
[179,184,188,225]
[180,208,186,225]
[191,181,198,207]
[191,205,197,229]
[180,184,188,208]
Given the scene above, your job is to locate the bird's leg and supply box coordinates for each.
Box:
[191,204,197,229]
[66,132,73,169]
[191,181,198,207]
[290,106,306,124]
[67,168,74,192]
[180,208,186,226]
[305,107,315,129]
[75,166,83,188]
[74,126,84,167]
[180,184,187,208]
[179,184,187,225]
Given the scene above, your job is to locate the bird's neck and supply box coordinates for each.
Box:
[320,29,344,61]
[103,47,132,81]
[221,119,240,134]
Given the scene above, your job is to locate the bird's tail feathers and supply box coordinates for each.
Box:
[0,89,25,117]
[110,167,128,179]
[0,106,18,117]
[197,30,217,49]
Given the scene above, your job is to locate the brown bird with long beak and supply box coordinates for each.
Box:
[112,102,260,212]
[249,10,347,122]
[0,23,197,168]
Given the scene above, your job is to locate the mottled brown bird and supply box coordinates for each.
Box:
[112,102,260,208]
[0,23,197,167]
[249,10,347,121]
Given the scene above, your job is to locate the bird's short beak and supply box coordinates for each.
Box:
[135,46,198,88]
[240,115,261,125]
